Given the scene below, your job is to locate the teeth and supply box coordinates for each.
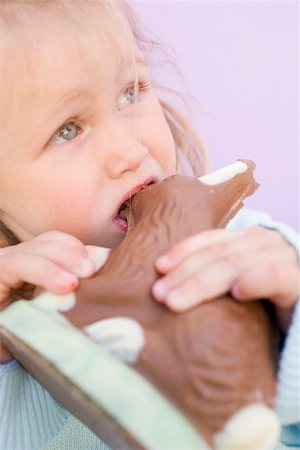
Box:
[118,200,130,216]
[118,200,130,220]
[119,209,127,220]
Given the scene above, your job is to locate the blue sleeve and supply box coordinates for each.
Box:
[0,360,111,450]
[0,360,69,450]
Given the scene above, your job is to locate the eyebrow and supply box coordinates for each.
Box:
[134,57,147,67]
[43,56,148,121]
[40,93,92,137]
[116,56,147,82]
[120,56,147,68]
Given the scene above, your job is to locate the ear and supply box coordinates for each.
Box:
[198,160,248,186]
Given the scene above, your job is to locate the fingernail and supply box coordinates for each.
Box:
[166,289,189,311]
[57,272,78,289]
[231,285,240,299]
[152,281,168,300]
[77,259,95,277]
[156,256,170,269]
[166,289,181,304]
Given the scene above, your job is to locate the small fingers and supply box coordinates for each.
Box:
[21,241,95,278]
[153,238,261,305]
[153,225,299,313]
[0,253,79,301]
[155,226,282,274]
[33,230,87,248]
[232,261,300,308]
[157,255,299,313]
[153,252,211,300]
[18,231,103,279]
[155,229,246,273]
[153,249,263,312]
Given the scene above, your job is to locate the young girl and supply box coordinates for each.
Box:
[0,1,298,449]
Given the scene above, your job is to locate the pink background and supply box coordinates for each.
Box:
[133,1,299,230]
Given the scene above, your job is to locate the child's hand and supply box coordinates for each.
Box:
[153,226,299,329]
[0,231,99,363]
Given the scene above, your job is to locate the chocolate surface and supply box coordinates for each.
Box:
[64,160,279,447]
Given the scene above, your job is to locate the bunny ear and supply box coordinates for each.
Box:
[198,160,248,186]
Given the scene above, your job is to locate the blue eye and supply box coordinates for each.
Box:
[118,80,151,110]
[49,122,82,145]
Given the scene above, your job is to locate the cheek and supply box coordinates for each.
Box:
[32,186,91,234]
[157,128,176,175]
[145,101,176,174]
[43,178,99,221]
[16,170,97,233]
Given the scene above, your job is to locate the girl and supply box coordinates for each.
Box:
[0,1,298,449]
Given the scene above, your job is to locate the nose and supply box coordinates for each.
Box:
[105,145,149,179]
[104,125,149,179]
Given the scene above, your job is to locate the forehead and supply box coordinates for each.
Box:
[0,2,141,119]
[0,1,139,90]
[0,1,143,159]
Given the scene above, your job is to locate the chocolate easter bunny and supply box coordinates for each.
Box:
[0,161,281,450]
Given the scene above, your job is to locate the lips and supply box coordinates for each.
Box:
[113,177,157,232]
[116,177,157,217]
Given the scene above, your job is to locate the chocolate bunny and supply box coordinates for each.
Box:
[0,160,281,450]
[63,160,280,449]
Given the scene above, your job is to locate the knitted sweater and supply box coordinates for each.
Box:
[0,208,299,450]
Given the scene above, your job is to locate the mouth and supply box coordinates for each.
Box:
[117,199,131,220]
[114,177,157,232]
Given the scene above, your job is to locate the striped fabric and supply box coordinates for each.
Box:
[0,360,110,450]
[0,360,68,450]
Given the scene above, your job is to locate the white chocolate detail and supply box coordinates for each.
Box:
[84,317,145,364]
[199,161,248,186]
[214,403,280,450]
[31,291,76,312]
[86,245,111,271]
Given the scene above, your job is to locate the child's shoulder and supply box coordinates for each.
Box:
[227,207,272,230]
[228,207,299,257]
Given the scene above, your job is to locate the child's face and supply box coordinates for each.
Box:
[0,6,176,248]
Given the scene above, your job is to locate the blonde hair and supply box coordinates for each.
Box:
[0,0,208,248]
